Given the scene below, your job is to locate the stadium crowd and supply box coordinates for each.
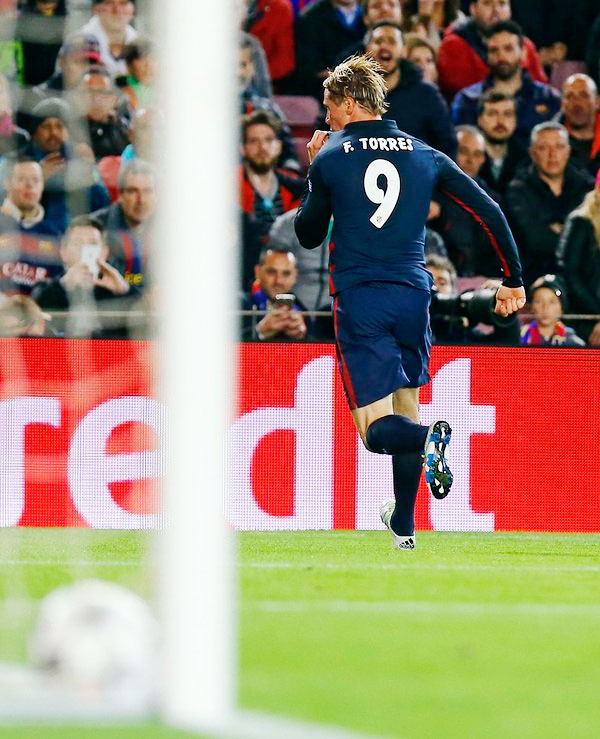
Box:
[240,0,600,347]
[0,0,599,346]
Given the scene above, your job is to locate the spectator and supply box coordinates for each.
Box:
[557,172,600,346]
[0,158,62,294]
[76,0,138,82]
[476,89,526,196]
[0,293,52,336]
[366,22,457,156]
[452,21,561,149]
[430,125,501,276]
[25,97,110,232]
[72,66,130,160]
[404,34,438,85]
[239,110,303,288]
[437,0,547,101]
[239,30,273,100]
[121,37,154,111]
[239,35,300,173]
[243,0,295,88]
[31,214,130,338]
[402,0,465,50]
[555,74,600,179]
[241,247,308,341]
[294,0,366,99]
[268,208,330,311]
[0,72,29,158]
[506,121,592,283]
[19,34,103,132]
[426,252,456,293]
[334,0,404,63]
[520,274,585,347]
[91,158,154,292]
[17,0,66,87]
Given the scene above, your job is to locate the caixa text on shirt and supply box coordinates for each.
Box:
[1,262,48,286]
[343,136,414,154]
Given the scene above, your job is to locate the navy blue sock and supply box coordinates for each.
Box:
[390,452,423,536]
[365,414,429,455]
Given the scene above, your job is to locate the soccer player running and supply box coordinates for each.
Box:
[294,56,525,550]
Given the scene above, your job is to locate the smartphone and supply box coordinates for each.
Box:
[80,243,102,279]
[273,293,295,309]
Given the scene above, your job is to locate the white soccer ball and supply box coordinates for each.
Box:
[29,579,158,704]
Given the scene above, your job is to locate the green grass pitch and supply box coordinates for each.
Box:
[1,528,600,738]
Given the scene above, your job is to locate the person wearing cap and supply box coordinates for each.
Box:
[520,274,585,347]
[77,0,138,82]
[18,33,103,133]
[557,169,600,346]
[24,97,110,232]
[72,65,130,160]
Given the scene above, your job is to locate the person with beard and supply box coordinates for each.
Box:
[452,21,560,150]
[506,121,593,284]
[555,74,600,179]
[239,110,304,288]
[365,21,456,156]
[437,0,546,101]
[24,98,110,233]
[476,89,526,196]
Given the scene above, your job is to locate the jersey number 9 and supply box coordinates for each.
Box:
[363,159,401,229]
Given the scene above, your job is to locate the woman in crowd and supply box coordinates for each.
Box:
[557,170,600,345]
[404,34,438,84]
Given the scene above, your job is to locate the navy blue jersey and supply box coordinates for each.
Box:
[294,119,523,295]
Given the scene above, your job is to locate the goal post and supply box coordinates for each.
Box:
[157,0,237,731]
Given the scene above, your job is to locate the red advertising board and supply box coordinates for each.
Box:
[1,339,598,532]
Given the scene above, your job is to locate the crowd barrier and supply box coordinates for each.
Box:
[0,339,598,533]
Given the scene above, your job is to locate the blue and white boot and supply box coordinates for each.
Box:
[380,500,416,550]
[423,420,453,500]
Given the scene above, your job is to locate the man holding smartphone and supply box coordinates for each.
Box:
[242,247,307,341]
[31,214,130,338]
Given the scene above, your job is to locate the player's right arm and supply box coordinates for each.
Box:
[294,158,332,250]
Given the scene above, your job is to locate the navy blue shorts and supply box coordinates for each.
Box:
[333,281,432,409]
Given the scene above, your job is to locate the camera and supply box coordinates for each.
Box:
[429,287,519,344]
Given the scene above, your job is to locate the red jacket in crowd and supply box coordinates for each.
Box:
[247,0,295,82]
[438,19,548,101]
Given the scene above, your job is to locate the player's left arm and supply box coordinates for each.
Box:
[434,151,525,315]
[434,151,525,314]
[294,158,332,250]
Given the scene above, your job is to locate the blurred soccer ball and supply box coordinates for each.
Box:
[29,579,158,703]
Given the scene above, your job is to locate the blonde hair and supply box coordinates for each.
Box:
[573,188,600,245]
[323,55,389,116]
